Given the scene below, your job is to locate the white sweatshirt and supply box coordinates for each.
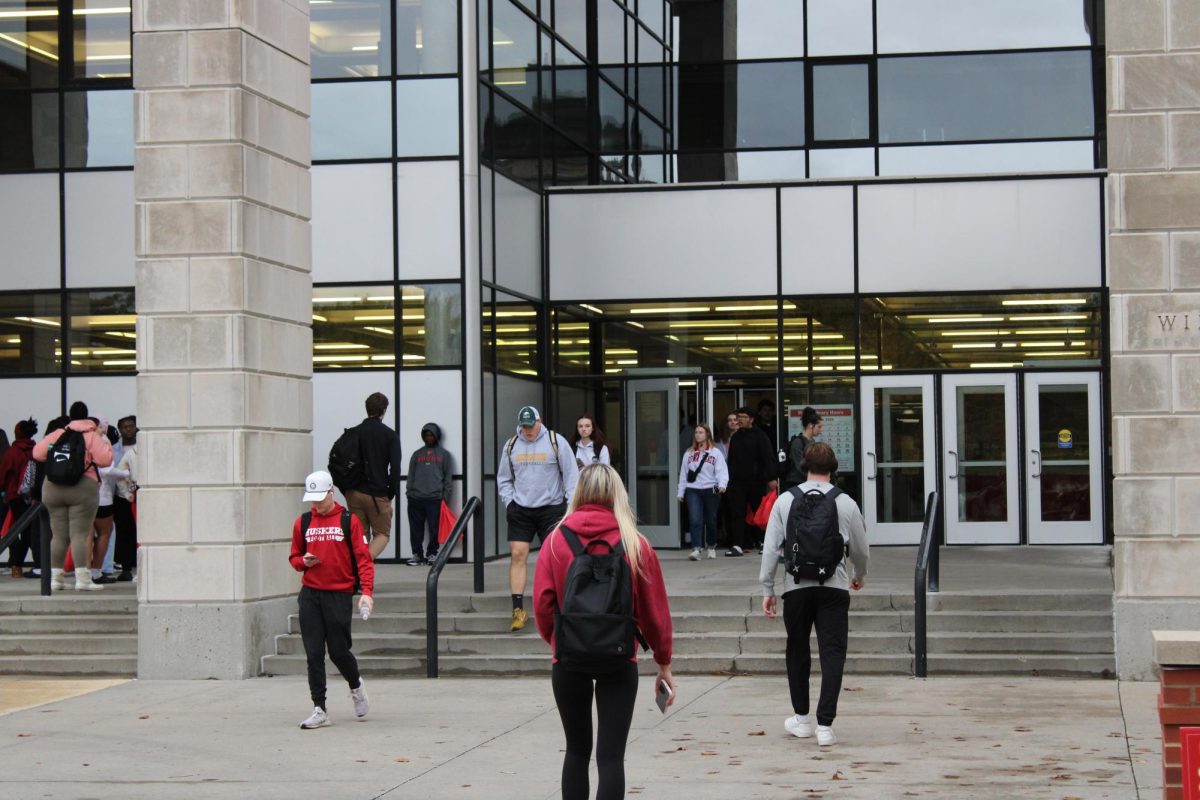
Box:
[677,446,729,497]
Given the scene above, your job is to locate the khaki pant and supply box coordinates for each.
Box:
[43,479,100,571]
[345,490,392,558]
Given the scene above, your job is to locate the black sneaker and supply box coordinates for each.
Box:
[406,556,427,567]
[116,571,133,582]
[23,570,42,579]
[725,546,744,557]
[94,574,117,585]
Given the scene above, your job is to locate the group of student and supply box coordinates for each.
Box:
[292,399,869,800]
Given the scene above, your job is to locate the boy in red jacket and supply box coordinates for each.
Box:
[289,470,376,729]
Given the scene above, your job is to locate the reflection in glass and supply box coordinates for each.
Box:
[782,376,858,496]
[641,0,665,40]
[489,92,541,184]
[312,286,395,369]
[735,61,805,148]
[807,147,873,178]
[877,0,1092,53]
[492,0,539,111]
[555,0,587,56]
[72,0,129,79]
[637,23,661,65]
[396,0,458,75]
[879,51,1094,144]
[396,78,459,156]
[400,284,461,367]
[598,77,627,152]
[597,0,624,64]
[954,386,1007,522]
[637,63,665,123]
[874,388,926,523]
[0,0,59,88]
[735,150,806,181]
[878,140,1095,176]
[1037,384,1090,521]
[488,293,539,376]
[633,389,669,525]
[634,112,663,152]
[312,81,392,160]
[734,0,803,60]
[552,309,591,377]
[64,89,132,168]
[310,0,390,79]
[807,0,873,56]
[0,90,59,169]
[68,289,135,373]
[0,291,62,374]
[812,63,870,141]
[554,47,588,145]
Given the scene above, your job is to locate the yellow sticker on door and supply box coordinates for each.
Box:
[1058,429,1073,449]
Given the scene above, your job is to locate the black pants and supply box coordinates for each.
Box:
[725,480,766,550]
[783,586,851,727]
[298,585,361,709]
[552,662,639,800]
[113,496,137,573]
[407,497,441,559]
[5,498,36,568]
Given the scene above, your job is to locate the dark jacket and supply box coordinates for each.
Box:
[782,434,814,487]
[357,417,402,500]
[406,423,453,501]
[0,438,34,499]
[726,425,776,484]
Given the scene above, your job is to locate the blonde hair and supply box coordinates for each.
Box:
[690,423,714,451]
[562,463,645,577]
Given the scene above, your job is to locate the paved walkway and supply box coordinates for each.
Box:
[0,673,1160,799]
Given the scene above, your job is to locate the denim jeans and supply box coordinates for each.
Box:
[684,487,721,549]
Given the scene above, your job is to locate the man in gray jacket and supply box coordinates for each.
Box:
[497,406,579,632]
[759,442,869,747]
[405,422,454,566]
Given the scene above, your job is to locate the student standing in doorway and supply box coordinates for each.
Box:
[677,424,728,561]
[343,393,402,559]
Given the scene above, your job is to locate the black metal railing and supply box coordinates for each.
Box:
[425,496,481,678]
[913,490,942,679]
[0,503,52,597]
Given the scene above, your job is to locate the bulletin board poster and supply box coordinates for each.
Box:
[786,404,855,473]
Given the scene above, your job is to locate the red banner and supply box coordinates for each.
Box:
[1183,727,1200,800]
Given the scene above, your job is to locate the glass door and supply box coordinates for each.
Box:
[625,378,680,547]
[1024,373,1103,544]
[941,374,1019,544]
[860,375,936,545]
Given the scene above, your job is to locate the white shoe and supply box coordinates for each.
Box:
[707,548,716,559]
[299,706,329,729]
[688,549,701,561]
[785,714,813,738]
[350,680,369,718]
[816,724,836,746]
[50,568,65,591]
[74,569,103,591]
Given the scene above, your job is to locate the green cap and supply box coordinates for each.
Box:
[517,405,540,427]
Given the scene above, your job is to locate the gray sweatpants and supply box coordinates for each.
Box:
[43,479,100,571]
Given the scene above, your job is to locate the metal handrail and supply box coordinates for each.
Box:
[0,503,52,597]
[913,490,941,679]
[425,496,481,678]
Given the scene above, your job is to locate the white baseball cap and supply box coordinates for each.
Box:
[302,470,333,502]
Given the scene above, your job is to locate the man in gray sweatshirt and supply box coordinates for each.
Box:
[759,441,869,748]
[497,406,579,632]
[405,422,454,566]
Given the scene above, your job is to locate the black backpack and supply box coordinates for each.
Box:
[553,525,647,672]
[328,425,365,493]
[300,510,360,594]
[784,486,846,584]
[44,428,90,486]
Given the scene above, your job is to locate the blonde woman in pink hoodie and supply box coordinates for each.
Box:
[32,401,113,591]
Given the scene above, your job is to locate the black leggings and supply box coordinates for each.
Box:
[298,585,361,709]
[783,586,851,727]
[551,662,639,800]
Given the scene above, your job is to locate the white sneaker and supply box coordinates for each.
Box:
[299,706,329,729]
[350,680,369,718]
[74,569,103,591]
[50,568,65,591]
[785,714,813,738]
[816,724,836,746]
[688,549,701,561]
[707,548,717,559]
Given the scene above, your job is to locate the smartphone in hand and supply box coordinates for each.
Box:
[655,679,673,714]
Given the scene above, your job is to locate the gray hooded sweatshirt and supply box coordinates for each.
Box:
[406,422,453,501]
[497,424,579,509]
[759,480,869,595]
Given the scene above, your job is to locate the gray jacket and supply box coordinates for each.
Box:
[497,425,579,509]
[759,481,870,595]
[406,423,453,501]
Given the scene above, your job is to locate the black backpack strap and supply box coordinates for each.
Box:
[548,429,566,502]
[301,511,312,540]
[558,523,585,556]
[341,510,361,594]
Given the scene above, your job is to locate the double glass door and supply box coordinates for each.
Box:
[861,372,1103,545]
[625,379,680,547]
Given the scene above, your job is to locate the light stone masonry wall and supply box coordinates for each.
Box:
[1109,0,1200,680]
[132,0,312,678]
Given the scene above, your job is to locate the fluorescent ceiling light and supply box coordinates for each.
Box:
[630,306,710,314]
[627,321,644,329]
[941,329,1005,337]
[314,343,369,350]
[702,334,771,341]
[1012,328,1086,335]
[1001,298,1087,306]
[354,314,393,321]
[579,304,603,314]
[311,314,327,322]
[713,304,782,312]
[492,39,514,45]
[1008,314,1089,321]
[0,32,58,60]
[85,54,131,61]
[74,6,131,14]
[313,355,369,362]
[1020,341,1065,347]
[351,45,378,51]
[951,343,996,349]
[102,360,136,366]
[0,9,57,18]
[362,326,392,335]
[971,362,1021,369]
[669,321,738,328]
[313,296,362,304]
[14,316,59,327]
[365,295,393,301]
[927,316,1005,323]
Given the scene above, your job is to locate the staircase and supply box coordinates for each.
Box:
[0,592,138,676]
[260,587,1115,678]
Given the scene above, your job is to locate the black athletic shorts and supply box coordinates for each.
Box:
[505,501,567,544]
[95,504,114,520]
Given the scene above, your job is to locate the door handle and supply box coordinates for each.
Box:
[866,451,877,480]
[1031,449,1041,479]
[948,450,959,480]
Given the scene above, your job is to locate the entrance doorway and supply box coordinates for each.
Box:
[860,375,936,545]
[942,374,1020,544]
[625,378,680,547]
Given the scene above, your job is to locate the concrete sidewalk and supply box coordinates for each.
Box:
[0,674,1159,799]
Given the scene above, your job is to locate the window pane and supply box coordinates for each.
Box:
[807,0,872,56]
[808,147,874,178]
[310,0,390,78]
[397,78,459,156]
[640,0,664,41]
[489,92,541,183]
[0,291,61,374]
[490,292,539,376]
[312,81,392,160]
[812,63,870,141]
[598,0,624,64]
[877,0,1093,53]
[736,150,806,181]
[72,0,130,80]
[599,77,627,152]
[554,48,588,144]
[735,0,803,60]
[634,111,663,152]
[879,51,1094,144]
[64,89,132,168]
[312,286,396,369]
[0,0,58,88]
[0,90,58,169]
[401,283,461,366]
[637,63,664,123]
[492,0,539,111]
[736,61,805,148]
[878,140,1095,176]
[552,130,588,185]
[396,0,458,75]
[555,0,587,56]
[68,289,135,374]
[637,23,660,64]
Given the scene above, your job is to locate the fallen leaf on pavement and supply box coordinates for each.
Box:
[831,771,845,780]
[747,731,766,736]
[395,757,410,763]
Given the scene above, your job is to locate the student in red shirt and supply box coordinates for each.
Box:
[533,463,674,800]
[288,470,376,729]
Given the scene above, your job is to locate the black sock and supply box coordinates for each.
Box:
[512,594,523,611]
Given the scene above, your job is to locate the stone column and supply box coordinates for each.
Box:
[1109,1,1200,680]
[132,0,313,678]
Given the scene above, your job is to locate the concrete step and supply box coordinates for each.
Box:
[0,654,136,676]
[261,653,738,677]
[926,592,1112,613]
[0,595,138,615]
[733,653,913,674]
[925,653,1116,677]
[925,631,1113,655]
[0,633,137,656]
[925,610,1113,634]
[0,614,137,635]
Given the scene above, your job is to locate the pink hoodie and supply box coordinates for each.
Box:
[32,419,114,483]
